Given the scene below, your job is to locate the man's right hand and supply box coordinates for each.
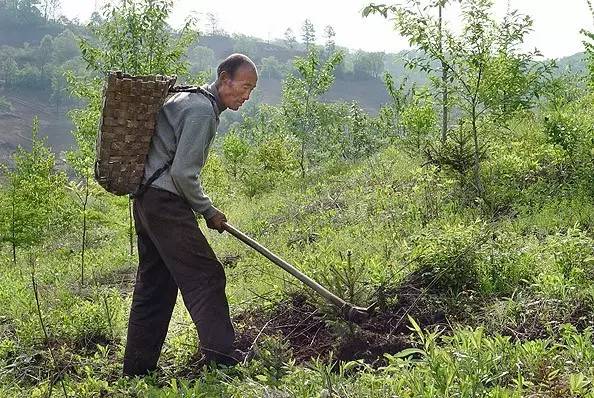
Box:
[206,209,227,233]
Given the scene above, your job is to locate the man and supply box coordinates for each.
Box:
[123,53,258,376]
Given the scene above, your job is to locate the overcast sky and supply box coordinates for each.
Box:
[60,0,592,59]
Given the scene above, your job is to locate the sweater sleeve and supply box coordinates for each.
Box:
[169,107,218,219]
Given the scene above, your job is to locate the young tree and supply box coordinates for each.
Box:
[187,45,215,77]
[49,64,73,113]
[38,34,53,79]
[301,19,316,50]
[206,12,219,35]
[581,0,594,88]
[53,29,79,64]
[324,25,336,54]
[281,49,343,178]
[364,0,537,196]
[352,51,385,79]
[0,117,69,263]
[0,56,18,88]
[80,0,196,76]
[67,0,198,282]
[379,72,414,137]
[40,0,61,21]
[260,56,284,79]
[284,27,297,49]
[437,0,449,143]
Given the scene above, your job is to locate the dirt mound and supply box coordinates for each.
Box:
[234,269,452,365]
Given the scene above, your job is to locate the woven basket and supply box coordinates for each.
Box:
[95,71,177,195]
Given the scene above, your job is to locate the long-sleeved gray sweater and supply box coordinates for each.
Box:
[142,83,225,220]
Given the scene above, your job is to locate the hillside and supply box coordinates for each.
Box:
[5,1,594,396]
[0,24,586,164]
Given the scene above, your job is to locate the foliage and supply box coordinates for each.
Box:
[364,0,542,197]
[399,90,437,155]
[301,19,316,50]
[284,27,297,49]
[79,0,196,76]
[281,48,344,177]
[581,0,594,88]
[409,220,486,292]
[4,1,594,396]
[65,0,200,200]
[260,56,286,79]
[352,50,385,79]
[187,44,215,78]
[0,117,71,256]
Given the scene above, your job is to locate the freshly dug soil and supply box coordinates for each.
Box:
[234,269,451,366]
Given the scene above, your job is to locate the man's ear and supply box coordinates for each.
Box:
[219,71,232,85]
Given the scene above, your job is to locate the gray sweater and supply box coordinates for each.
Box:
[142,83,224,220]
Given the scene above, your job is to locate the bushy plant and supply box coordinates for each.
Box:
[236,133,299,198]
[399,91,437,156]
[0,118,72,261]
[477,229,540,295]
[481,121,567,216]
[222,130,250,180]
[425,122,487,198]
[543,110,584,155]
[547,228,594,285]
[281,48,344,178]
[409,220,485,292]
[53,293,121,347]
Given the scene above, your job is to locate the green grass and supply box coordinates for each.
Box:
[4,111,594,396]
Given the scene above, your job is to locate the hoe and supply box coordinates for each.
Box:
[223,222,377,323]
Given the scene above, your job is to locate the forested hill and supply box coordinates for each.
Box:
[0,3,587,164]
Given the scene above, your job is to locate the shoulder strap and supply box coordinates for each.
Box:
[169,85,218,117]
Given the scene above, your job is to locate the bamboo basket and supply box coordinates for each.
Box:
[95,71,177,195]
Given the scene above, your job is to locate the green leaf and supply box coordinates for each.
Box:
[392,347,426,359]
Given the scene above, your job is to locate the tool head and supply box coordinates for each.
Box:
[342,302,378,323]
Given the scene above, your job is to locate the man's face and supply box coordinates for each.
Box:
[219,65,258,111]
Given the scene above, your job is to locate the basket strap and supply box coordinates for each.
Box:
[130,158,173,198]
[169,85,218,117]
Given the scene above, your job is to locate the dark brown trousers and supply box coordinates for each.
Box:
[123,187,235,376]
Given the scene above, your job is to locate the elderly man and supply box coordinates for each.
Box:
[123,54,258,376]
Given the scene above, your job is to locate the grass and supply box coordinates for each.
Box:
[3,111,594,397]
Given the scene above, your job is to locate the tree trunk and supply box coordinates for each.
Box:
[301,91,312,181]
[81,176,89,286]
[471,103,483,196]
[439,3,448,143]
[11,188,16,264]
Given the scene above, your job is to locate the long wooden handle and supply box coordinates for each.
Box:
[222,222,347,309]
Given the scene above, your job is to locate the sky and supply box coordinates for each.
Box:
[60,0,593,59]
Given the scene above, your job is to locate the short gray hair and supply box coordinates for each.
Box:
[217,53,257,79]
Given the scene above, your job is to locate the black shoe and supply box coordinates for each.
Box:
[195,348,246,368]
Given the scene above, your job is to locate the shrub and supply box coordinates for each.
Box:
[409,221,485,293]
[546,228,594,285]
[399,93,437,156]
[237,134,299,198]
[481,125,567,216]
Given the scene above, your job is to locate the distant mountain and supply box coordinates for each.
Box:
[554,52,587,74]
[0,8,589,164]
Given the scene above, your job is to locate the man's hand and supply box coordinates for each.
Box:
[206,209,227,233]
